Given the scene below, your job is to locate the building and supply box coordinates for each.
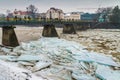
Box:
[46,7,64,20]
[98,13,111,22]
[6,9,40,21]
[97,7,112,22]
[13,10,32,19]
[64,12,83,20]
[81,13,98,21]
[39,13,46,20]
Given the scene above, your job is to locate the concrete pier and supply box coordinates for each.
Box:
[2,26,19,47]
[42,24,58,37]
[63,23,76,34]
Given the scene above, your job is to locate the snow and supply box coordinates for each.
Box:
[0,60,43,80]
[0,37,120,80]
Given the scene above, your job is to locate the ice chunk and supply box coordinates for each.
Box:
[72,73,96,80]
[89,52,119,67]
[18,61,35,66]
[73,52,119,67]
[35,68,72,80]
[32,61,52,72]
[95,64,120,80]
[1,47,11,53]
[0,55,17,61]
[17,55,41,61]
[9,37,120,80]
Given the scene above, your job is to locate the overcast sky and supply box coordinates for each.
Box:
[0,0,120,14]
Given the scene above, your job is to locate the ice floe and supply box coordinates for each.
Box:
[0,37,120,80]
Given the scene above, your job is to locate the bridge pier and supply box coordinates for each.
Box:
[42,24,58,37]
[2,26,19,47]
[63,23,76,34]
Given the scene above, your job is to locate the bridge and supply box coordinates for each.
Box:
[0,20,96,47]
[0,20,118,47]
[0,20,95,26]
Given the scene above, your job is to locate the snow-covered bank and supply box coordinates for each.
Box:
[0,38,120,80]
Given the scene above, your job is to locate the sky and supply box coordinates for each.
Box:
[0,0,120,14]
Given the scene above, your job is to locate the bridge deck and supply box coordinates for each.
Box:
[0,21,95,27]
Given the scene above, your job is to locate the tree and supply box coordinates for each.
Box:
[0,14,5,18]
[96,7,112,22]
[26,4,38,19]
[14,16,18,22]
[0,14,5,21]
[6,10,11,15]
[109,6,120,23]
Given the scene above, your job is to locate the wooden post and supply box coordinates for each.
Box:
[2,26,19,47]
[42,24,58,37]
[63,23,76,34]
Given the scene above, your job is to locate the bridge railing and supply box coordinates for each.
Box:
[0,20,95,26]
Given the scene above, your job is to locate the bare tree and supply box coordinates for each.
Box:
[26,4,38,18]
[96,7,112,22]
[96,7,112,14]
[6,10,11,15]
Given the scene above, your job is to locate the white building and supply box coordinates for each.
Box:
[13,10,32,19]
[46,7,64,20]
[64,12,83,20]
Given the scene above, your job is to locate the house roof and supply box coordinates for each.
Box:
[47,7,63,13]
[14,11,32,15]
